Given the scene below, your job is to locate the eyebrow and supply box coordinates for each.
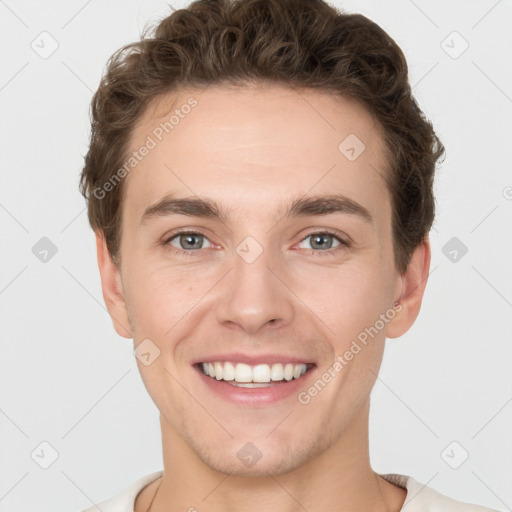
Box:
[140,193,373,225]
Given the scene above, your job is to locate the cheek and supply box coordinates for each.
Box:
[289,260,391,340]
[123,262,213,336]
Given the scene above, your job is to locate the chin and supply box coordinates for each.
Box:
[203,452,301,477]
[187,432,329,478]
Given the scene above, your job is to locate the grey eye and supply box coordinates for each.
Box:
[299,233,342,251]
[168,232,212,250]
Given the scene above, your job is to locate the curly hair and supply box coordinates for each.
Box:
[79,0,445,274]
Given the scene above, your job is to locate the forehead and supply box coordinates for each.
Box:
[123,84,390,226]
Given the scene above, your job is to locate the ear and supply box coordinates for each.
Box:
[386,237,431,339]
[95,231,132,339]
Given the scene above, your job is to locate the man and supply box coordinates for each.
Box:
[79,0,499,510]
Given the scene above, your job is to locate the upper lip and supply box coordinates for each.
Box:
[192,353,316,366]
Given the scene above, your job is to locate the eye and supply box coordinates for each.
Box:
[162,229,349,255]
[165,231,213,251]
[296,231,348,253]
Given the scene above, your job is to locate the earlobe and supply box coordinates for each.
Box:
[95,231,132,339]
[386,237,431,339]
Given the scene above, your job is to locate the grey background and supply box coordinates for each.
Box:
[0,0,511,510]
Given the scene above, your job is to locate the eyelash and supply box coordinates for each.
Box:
[161,229,350,257]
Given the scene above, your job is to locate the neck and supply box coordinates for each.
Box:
[137,400,406,512]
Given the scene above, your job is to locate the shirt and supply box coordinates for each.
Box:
[80,470,500,512]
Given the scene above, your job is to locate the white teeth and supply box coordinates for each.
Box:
[253,364,271,383]
[222,361,235,381]
[234,363,252,383]
[293,364,303,379]
[284,363,294,381]
[270,363,284,381]
[200,362,310,383]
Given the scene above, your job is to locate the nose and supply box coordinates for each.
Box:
[214,241,295,335]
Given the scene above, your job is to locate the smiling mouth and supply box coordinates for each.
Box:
[195,361,316,387]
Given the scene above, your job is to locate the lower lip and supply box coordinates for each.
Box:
[194,365,317,406]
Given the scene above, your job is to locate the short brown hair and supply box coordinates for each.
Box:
[79,0,445,274]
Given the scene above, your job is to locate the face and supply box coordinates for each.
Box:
[98,84,427,476]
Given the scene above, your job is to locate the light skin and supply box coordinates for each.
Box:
[96,84,430,512]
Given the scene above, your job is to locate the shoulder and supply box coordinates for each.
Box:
[78,471,163,512]
[380,473,501,512]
